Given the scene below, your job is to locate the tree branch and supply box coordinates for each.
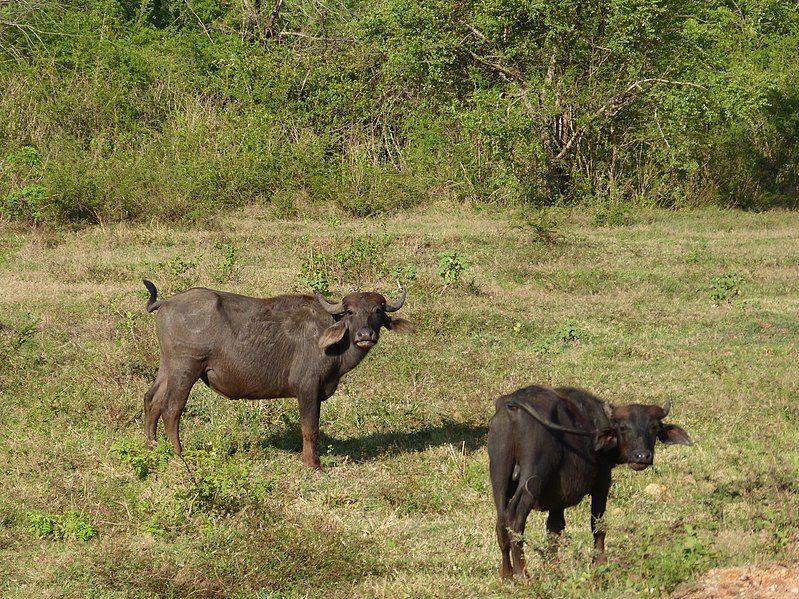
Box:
[264,0,283,37]
[184,0,213,43]
[467,50,522,81]
[277,31,354,43]
[553,78,704,161]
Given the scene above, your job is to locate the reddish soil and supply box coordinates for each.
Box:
[673,564,799,598]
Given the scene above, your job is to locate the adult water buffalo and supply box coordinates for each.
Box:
[142,280,413,468]
[488,385,692,578]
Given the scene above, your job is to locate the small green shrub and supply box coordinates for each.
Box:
[175,451,270,516]
[1,184,48,222]
[111,440,171,480]
[9,311,39,350]
[332,234,388,282]
[511,209,562,243]
[685,243,710,264]
[554,320,584,343]
[640,524,715,592]
[297,251,330,294]
[389,263,417,284]
[533,319,586,354]
[5,145,41,167]
[709,272,741,305]
[26,510,96,541]
[158,254,201,290]
[213,241,239,283]
[1,146,43,222]
[592,204,630,227]
[437,250,470,286]
[25,512,55,538]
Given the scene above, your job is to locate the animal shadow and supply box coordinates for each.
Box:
[259,418,488,462]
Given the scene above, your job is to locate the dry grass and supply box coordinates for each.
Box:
[1,204,798,598]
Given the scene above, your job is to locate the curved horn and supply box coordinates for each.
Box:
[603,402,615,421]
[661,399,671,418]
[316,294,345,315]
[384,287,407,312]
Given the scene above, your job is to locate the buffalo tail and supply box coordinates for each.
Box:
[143,279,162,312]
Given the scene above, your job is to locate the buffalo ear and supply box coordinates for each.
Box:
[594,428,618,452]
[388,317,414,333]
[658,424,693,446]
[318,321,347,349]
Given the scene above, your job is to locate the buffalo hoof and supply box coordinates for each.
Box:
[593,554,608,567]
[512,566,530,579]
[499,565,513,579]
[302,457,322,470]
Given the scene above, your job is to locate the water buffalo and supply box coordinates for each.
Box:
[488,385,692,578]
[142,280,413,468]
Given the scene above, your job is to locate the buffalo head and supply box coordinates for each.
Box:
[596,401,692,470]
[316,289,413,351]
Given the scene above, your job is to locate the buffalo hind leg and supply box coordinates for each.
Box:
[143,378,165,448]
[506,467,540,578]
[545,508,566,558]
[298,393,322,469]
[161,369,201,455]
[495,513,513,579]
[489,454,516,578]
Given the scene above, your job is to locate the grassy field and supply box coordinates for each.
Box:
[1,204,797,598]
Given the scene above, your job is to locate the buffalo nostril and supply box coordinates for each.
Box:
[635,451,653,463]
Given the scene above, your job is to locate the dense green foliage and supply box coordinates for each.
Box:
[1,0,798,223]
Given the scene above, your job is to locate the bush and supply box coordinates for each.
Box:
[437,250,470,287]
[297,251,330,294]
[1,0,798,224]
[709,273,741,305]
[26,510,96,541]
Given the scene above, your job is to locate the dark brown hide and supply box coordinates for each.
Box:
[142,281,412,468]
[487,385,691,578]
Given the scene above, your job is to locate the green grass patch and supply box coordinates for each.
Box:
[1,205,798,597]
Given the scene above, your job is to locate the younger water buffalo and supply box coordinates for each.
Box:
[142,280,413,468]
[488,385,691,578]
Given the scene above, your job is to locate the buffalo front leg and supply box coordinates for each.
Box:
[591,473,611,565]
[298,393,322,469]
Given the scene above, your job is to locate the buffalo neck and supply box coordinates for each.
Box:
[324,332,371,375]
[336,342,370,375]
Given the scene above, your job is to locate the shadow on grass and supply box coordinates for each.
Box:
[259,418,488,462]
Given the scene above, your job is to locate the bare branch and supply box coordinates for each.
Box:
[264,0,283,37]
[467,50,522,81]
[183,0,213,43]
[461,20,487,42]
[553,78,705,161]
[277,30,354,43]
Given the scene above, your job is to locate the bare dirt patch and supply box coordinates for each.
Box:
[673,564,799,598]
